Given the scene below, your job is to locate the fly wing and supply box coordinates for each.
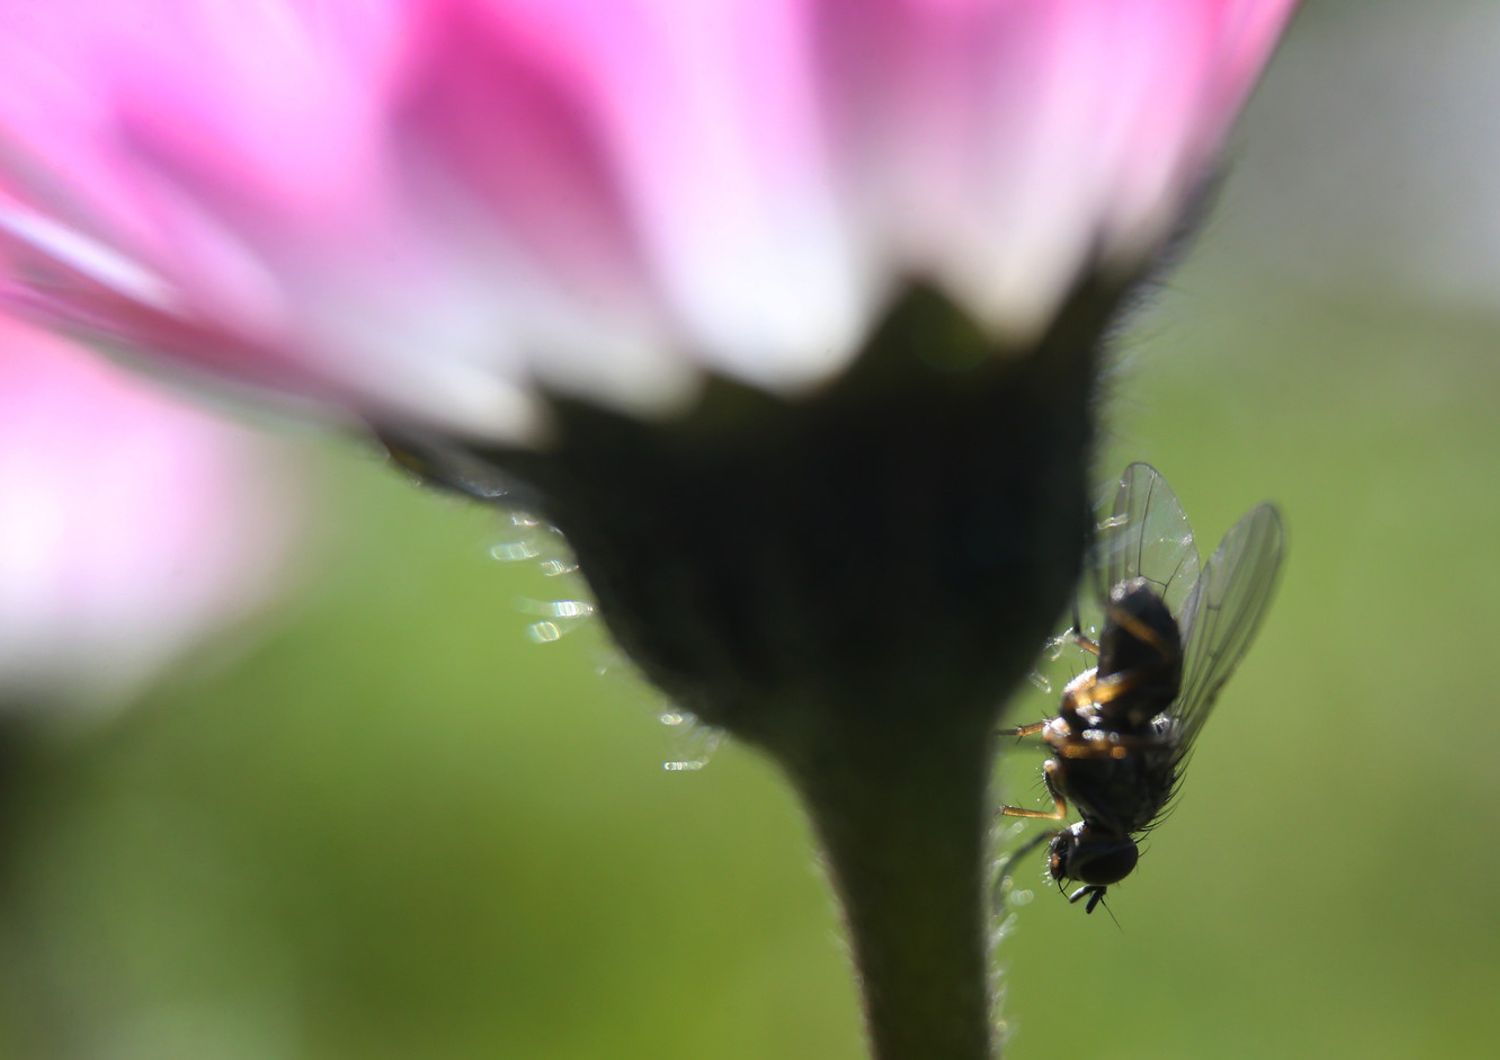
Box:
[1095,462,1201,619]
[1172,503,1286,751]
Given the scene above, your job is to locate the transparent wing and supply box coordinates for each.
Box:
[1094,462,1201,619]
[1172,503,1285,751]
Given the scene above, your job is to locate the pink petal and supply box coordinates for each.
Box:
[813,0,1300,334]
[0,0,1300,440]
[0,313,300,707]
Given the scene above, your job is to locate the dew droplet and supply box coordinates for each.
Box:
[996,819,1027,844]
[539,559,579,578]
[490,540,541,562]
[526,621,563,644]
[659,712,721,774]
[516,598,595,619]
[1027,671,1053,693]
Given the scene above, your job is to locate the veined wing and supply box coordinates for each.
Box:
[1172,503,1286,752]
[1095,462,1201,619]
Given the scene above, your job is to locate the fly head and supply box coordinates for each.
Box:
[1049,821,1139,887]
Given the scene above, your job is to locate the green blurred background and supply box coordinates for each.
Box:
[4,3,1499,1057]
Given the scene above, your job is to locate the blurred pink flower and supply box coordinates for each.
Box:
[0,314,297,709]
[0,0,1298,445]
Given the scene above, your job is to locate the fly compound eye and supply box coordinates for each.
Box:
[1047,834,1069,881]
[1047,825,1085,881]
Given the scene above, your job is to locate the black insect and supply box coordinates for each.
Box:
[999,462,1284,914]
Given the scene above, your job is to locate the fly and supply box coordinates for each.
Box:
[998,462,1285,914]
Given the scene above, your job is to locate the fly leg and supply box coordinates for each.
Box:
[995,763,1069,914]
[998,760,1069,821]
[1058,670,1102,730]
[1068,600,1101,656]
[1081,669,1138,709]
[997,720,1050,739]
[992,827,1059,917]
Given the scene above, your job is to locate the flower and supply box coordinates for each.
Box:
[0,313,297,710]
[0,0,1296,446]
[0,4,1300,1055]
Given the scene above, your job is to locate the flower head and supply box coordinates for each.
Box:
[0,314,297,710]
[0,0,1296,445]
[0,4,1299,1052]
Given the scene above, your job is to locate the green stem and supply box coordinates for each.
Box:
[784,719,997,1060]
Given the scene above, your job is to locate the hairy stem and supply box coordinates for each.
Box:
[784,718,997,1060]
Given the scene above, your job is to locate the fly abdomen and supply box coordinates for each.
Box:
[1094,579,1183,730]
